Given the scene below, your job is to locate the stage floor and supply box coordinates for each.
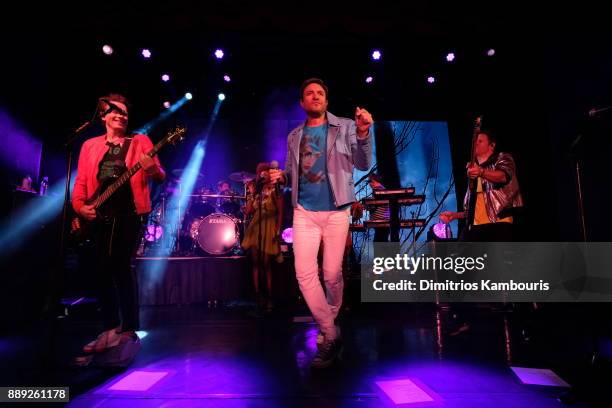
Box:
[3,301,609,407]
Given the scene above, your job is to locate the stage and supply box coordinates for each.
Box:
[136,254,301,306]
[2,302,607,407]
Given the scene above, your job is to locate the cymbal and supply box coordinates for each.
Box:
[229,171,255,183]
[192,193,246,200]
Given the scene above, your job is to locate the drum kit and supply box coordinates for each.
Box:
[142,169,256,256]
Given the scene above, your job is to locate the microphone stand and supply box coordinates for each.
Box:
[257,178,264,311]
[58,120,92,256]
[570,133,587,242]
[40,115,93,374]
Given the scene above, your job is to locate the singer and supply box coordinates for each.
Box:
[72,94,165,357]
[242,162,284,313]
[271,78,373,368]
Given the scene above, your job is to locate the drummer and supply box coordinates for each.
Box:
[217,180,232,195]
[217,179,240,216]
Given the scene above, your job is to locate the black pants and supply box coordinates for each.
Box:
[93,214,144,332]
[449,222,515,324]
[459,222,513,242]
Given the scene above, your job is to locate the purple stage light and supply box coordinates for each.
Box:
[432,222,451,239]
[282,227,293,243]
[145,225,163,242]
[214,49,224,59]
[487,48,496,57]
[223,75,231,82]
[107,371,169,392]
[427,76,436,84]
[365,76,373,84]
[161,74,170,82]
[446,52,455,62]
[102,45,113,55]
[371,50,382,60]
[141,49,152,59]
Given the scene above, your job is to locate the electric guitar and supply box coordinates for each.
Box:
[466,116,482,227]
[72,126,186,241]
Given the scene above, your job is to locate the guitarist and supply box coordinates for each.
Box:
[440,129,523,242]
[438,129,523,336]
[72,94,165,354]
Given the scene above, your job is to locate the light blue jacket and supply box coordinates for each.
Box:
[284,111,372,209]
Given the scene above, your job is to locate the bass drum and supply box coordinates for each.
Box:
[194,213,240,255]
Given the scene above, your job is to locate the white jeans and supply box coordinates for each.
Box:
[293,204,349,341]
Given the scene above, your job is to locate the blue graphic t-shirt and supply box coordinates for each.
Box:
[297,123,336,211]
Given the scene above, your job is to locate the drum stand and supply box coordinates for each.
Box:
[173,179,183,254]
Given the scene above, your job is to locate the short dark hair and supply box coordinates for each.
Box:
[255,162,271,183]
[479,129,497,147]
[300,78,328,100]
[98,93,130,116]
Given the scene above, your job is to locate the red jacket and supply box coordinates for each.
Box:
[72,134,165,215]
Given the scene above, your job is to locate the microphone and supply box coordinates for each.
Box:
[270,160,282,196]
[588,106,612,117]
[100,98,128,116]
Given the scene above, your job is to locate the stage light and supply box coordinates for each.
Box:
[427,222,453,242]
[223,75,231,82]
[218,93,226,101]
[135,331,148,339]
[214,49,224,59]
[365,76,374,84]
[446,52,455,62]
[427,76,436,84]
[433,222,452,239]
[282,227,293,244]
[141,49,152,59]
[144,224,163,242]
[487,48,496,57]
[163,101,171,109]
[371,50,382,60]
[161,74,170,82]
[102,45,113,55]
[185,92,193,100]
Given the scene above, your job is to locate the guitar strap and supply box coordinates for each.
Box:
[117,137,132,163]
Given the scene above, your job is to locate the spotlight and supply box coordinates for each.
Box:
[102,44,113,55]
[371,50,382,60]
[223,74,231,82]
[487,48,496,57]
[281,227,293,244]
[144,224,163,242]
[185,92,193,100]
[427,76,436,84]
[365,76,374,84]
[214,49,224,59]
[161,74,170,82]
[163,101,171,109]
[141,49,152,59]
[446,52,455,62]
[218,93,226,101]
[428,222,453,241]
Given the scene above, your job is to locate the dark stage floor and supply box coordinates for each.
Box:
[4,300,612,407]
